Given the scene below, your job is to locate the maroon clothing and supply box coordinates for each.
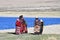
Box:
[15,19,23,34]
[16,19,21,27]
[15,19,27,34]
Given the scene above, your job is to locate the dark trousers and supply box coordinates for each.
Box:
[34,32,40,35]
[40,28,43,34]
[40,22,43,34]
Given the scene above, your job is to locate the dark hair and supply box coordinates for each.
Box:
[19,15,23,19]
[35,18,38,20]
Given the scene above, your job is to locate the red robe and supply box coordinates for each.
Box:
[15,19,27,34]
[16,19,21,27]
[22,24,27,33]
[15,19,23,34]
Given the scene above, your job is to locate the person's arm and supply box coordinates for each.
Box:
[16,20,21,27]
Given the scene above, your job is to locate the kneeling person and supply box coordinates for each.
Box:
[34,17,40,34]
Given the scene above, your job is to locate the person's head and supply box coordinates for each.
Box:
[19,15,23,20]
[35,17,39,22]
[19,15,24,23]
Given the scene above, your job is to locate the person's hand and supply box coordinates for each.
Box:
[23,31,25,33]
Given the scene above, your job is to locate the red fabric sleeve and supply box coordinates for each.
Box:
[16,20,21,27]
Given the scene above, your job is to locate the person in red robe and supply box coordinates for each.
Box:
[15,15,24,34]
[15,15,27,34]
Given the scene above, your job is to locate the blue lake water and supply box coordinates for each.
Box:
[0,17,60,30]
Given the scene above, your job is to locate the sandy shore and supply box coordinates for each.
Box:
[0,12,60,18]
[28,24,60,34]
[0,24,60,34]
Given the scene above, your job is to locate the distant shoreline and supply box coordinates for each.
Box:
[0,11,60,17]
[0,7,60,12]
